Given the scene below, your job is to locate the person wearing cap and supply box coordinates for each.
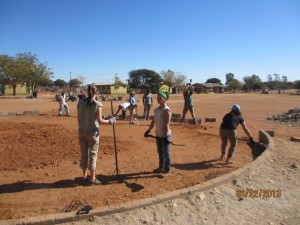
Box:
[180,83,197,124]
[144,91,172,174]
[142,88,153,120]
[128,92,137,124]
[220,104,254,164]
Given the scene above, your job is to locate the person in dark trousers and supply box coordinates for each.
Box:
[220,104,254,164]
[145,91,172,174]
[180,83,197,124]
[142,88,153,120]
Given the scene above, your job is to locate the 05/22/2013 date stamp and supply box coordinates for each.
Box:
[236,189,282,199]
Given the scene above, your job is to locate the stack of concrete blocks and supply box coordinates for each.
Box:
[117,96,126,101]
[170,113,216,124]
[171,113,182,122]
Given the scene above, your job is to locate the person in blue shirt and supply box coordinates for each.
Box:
[128,92,137,124]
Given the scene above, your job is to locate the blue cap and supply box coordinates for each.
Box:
[231,104,240,111]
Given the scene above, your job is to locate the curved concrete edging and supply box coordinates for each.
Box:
[2,130,274,225]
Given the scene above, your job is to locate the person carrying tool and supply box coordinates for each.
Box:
[128,92,137,124]
[77,85,116,185]
[144,91,172,174]
[220,104,255,164]
[114,102,130,119]
[180,83,197,124]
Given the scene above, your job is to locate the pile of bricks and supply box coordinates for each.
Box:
[267,108,300,126]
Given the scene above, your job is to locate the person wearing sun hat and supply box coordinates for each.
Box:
[144,91,172,174]
[219,104,254,164]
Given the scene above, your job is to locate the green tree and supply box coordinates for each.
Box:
[0,54,24,95]
[228,79,243,93]
[128,69,162,92]
[69,78,82,87]
[293,80,300,90]
[77,75,87,86]
[174,72,187,93]
[160,69,175,87]
[206,78,222,84]
[112,74,127,93]
[282,76,288,82]
[0,53,53,95]
[225,73,234,85]
[54,79,68,88]
[266,73,284,90]
[243,74,262,91]
[267,74,273,82]
[160,70,186,93]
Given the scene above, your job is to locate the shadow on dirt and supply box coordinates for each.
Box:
[173,159,233,171]
[0,171,164,194]
[99,171,165,192]
[0,177,85,194]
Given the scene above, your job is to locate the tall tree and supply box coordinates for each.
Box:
[69,78,82,87]
[267,74,273,82]
[174,72,187,89]
[0,54,24,95]
[282,76,288,82]
[225,73,234,85]
[228,79,243,93]
[77,75,87,86]
[206,78,222,84]
[243,74,262,90]
[294,80,300,90]
[0,53,53,95]
[160,69,175,87]
[54,79,68,88]
[273,73,281,81]
[128,69,162,91]
[112,73,127,94]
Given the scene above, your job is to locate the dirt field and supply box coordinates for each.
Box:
[0,92,299,221]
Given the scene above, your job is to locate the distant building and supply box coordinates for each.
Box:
[93,82,127,95]
[193,83,225,93]
[159,84,173,93]
[0,83,29,95]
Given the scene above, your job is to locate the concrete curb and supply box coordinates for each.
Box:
[1,130,274,225]
[0,110,39,117]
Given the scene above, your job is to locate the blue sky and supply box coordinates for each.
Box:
[1,0,299,85]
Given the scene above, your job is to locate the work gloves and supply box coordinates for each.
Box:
[144,130,151,138]
[109,117,116,124]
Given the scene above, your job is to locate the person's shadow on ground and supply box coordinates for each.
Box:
[0,177,85,194]
[0,171,164,194]
[173,159,233,171]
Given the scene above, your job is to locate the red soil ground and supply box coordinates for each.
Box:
[0,92,299,220]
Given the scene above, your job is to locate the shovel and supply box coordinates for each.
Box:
[147,134,186,146]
